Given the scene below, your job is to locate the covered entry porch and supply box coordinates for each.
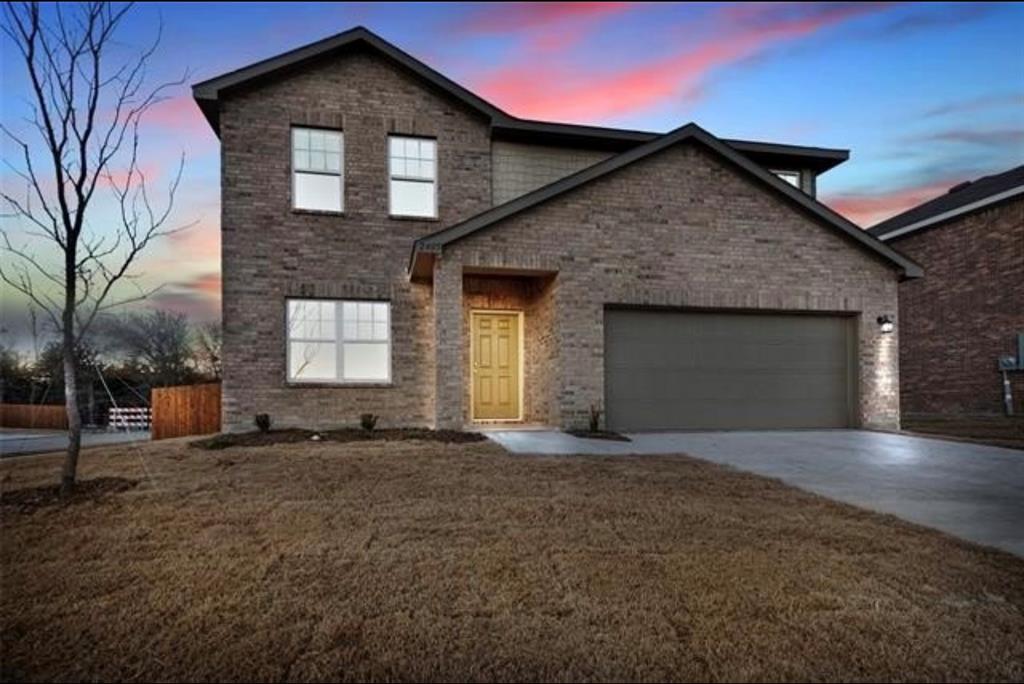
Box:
[431,259,558,429]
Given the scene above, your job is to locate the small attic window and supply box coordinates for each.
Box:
[772,170,801,188]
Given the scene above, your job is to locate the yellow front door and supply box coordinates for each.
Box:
[472,312,520,420]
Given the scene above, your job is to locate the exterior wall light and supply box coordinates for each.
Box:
[877,315,894,334]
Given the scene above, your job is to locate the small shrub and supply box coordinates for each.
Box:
[360,413,379,432]
[254,413,271,433]
[588,404,602,433]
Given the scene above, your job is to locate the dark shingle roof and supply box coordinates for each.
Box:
[191,27,847,173]
[409,122,922,280]
[869,164,1024,240]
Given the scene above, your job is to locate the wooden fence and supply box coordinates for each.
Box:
[151,383,221,440]
[0,403,69,430]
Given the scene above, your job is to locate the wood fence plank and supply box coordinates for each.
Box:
[151,383,221,440]
[0,404,69,430]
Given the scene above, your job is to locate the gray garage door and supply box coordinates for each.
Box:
[604,310,856,431]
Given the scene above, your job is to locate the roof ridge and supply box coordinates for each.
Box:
[409,123,921,280]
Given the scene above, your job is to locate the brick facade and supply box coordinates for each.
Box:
[218,47,903,432]
[440,142,901,429]
[219,49,491,430]
[886,198,1024,417]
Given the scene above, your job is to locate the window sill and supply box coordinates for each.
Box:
[388,214,439,222]
[286,381,393,389]
[291,208,345,217]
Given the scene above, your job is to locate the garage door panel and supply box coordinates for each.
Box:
[605,310,854,431]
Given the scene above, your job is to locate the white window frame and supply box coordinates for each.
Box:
[292,127,344,212]
[388,135,437,218]
[771,169,801,188]
[286,299,391,384]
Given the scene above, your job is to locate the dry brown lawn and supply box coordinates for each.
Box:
[902,416,1024,450]
[2,437,1023,683]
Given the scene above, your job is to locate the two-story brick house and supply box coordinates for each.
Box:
[192,27,921,433]
[870,165,1024,419]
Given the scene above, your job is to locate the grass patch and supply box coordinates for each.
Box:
[2,439,1023,682]
[190,427,487,450]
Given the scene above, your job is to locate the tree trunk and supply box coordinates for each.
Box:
[60,329,82,497]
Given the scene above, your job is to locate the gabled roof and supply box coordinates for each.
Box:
[869,164,1024,241]
[191,27,847,172]
[192,26,506,133]
[409,123,922,280]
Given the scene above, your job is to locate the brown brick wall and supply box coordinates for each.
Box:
[219,49,491,431]
[442,141,901,429]
[888,198,1024,417]
[219,48,902,432]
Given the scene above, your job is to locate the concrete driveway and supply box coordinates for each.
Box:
[488,429,1024,557]
[0,429,150,458]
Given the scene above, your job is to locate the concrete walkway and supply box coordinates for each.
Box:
[0,429,150,458]
[487,429,1024,557]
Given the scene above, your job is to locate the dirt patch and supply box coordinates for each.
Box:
[903,416,1024,450]
[1,439,1023,682]
[565,429,631,442]
[0,476,138,514]
[191,427,487,450]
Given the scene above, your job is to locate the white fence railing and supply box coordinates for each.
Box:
[108,406,151,431]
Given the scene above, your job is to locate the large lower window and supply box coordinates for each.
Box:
[293,127,343,212]
[389,136,436,218]
[287,299,390,383]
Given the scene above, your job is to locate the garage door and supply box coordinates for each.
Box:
[604,310,856,431]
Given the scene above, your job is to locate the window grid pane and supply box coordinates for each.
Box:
[292,128,343,174]
[289,299,390,382]
[389,136,436,181]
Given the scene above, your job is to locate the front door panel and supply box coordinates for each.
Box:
[473,313,520,420]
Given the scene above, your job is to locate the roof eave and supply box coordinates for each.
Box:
[872,183,1024,242]
[408,122,919,280]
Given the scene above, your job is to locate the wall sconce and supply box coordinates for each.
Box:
[877,315,894,334]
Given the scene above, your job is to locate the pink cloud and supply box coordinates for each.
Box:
[142,96,214,138]
[454,2,634,34]
[148,272,221,323]
[472,2,893,121]
[181,272,222,297]
[824,180,952,227]
[166,217,221,259]
[149,290,220,322]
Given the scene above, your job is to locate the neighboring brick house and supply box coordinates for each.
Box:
[193,27,921,433]
[869,165,1024,418]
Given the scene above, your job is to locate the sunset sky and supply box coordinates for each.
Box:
[2,2,1023,349]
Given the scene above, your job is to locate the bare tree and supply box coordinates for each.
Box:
[102,308,196,387]
[193,320,221,380]
[1,2,187,495]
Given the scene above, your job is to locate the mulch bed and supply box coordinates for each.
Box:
[191,428,487,450]
[566,429,631,442]
[0,477,139,514]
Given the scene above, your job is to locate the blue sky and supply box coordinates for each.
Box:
[2,2,1022,348]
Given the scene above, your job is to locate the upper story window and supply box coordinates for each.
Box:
[292,127,343,212]
[772,170,801,188]
[287,299,391,383]
[389,136,437,218]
